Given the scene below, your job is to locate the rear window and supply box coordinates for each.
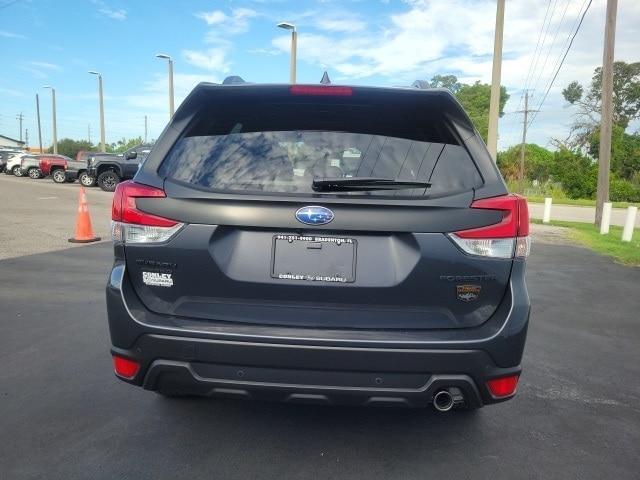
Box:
[159,96,482,197]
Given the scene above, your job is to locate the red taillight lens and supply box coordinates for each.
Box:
[289,85,353,96]
[486,374,520,398]
[449,194,530,259]
[455,194,529,239]
[112,180,176,227]
[112,355,140,379]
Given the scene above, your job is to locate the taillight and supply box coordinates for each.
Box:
[486,374,520,398]
[111,180,184,244]
[112,355,140,379]
[449,194,530,259]
[289,85,353,96]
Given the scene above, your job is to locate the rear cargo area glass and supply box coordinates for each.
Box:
[159,97,482,197]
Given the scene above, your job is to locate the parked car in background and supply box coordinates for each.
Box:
[39,155,71,183]
[6,153,29,176]
[20,155,44,179]
[0,149,21,173]
[87,144,153,191]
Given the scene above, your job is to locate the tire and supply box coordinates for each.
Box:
[52,169,67,183]
[12,166,23,177]
[28,168,42,179]
[79,172,96,187]
[97,170,120,192]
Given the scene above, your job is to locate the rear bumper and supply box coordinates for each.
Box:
[107,260,530,407]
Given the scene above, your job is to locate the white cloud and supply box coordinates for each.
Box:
[196,10,227,25]
[195,7,257,34]
[0,30,26,39]
[0,86,24,97]
[124,73,217,110]
[182,48,230,72]
[92,0,127,21]
[27,61,62,71]
[315,18,366,32]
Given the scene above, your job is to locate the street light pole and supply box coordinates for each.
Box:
[277,22,297,84]
[43,86,57,154]
[155,54,175,118]
[35,94,43,154]
[89,71,106,152]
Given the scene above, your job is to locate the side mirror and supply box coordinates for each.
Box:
[125,151,137,160]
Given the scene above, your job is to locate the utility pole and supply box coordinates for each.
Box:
[25,129,29,148]
[144,115,148,143]
[487,0,505,161]
[88,124,91,144]
[35,94,43,153]
[515,91,539,194]
[595,0,618,227]
[16,112,24,142]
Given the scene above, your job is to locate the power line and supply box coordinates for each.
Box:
[524,0,558,103]
[528,0,572,102]
[516,0,553,112]
[527,0,594,128]
[544,0,590,93]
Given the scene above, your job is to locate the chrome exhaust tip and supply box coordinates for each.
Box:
[433,390,455,412]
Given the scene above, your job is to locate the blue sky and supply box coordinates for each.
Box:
[1,0,639,151]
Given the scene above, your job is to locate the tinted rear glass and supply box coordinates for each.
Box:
[159,94,482,197]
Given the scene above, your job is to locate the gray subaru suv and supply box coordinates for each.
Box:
[107,83,530,411]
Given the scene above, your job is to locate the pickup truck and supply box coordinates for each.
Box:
[39,155,70,183]
[86,144,153,191]
[20,155,44,179]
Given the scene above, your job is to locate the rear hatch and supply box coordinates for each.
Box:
[115,85,526,331]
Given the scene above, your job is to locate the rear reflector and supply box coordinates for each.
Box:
[486,374,520,398]
[290,85,353,96]
[111,181,184,244]
[449,194,530,259]
[112,355,140,379]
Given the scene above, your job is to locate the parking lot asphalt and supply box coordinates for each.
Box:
[0,174,112,260]
[1,177,640,479]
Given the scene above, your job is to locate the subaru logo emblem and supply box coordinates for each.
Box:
[295,206,334,226]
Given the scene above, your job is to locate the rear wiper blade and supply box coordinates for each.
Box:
[312,177,431,192]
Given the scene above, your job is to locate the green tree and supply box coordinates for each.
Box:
[106,136,144,153]
[587,125,640,180]
[456,81,509,142]
[562,61,640,145]
[551,148,597,199]
[414,75,509,142]
[497,144,554,182]
[47,138,95,159]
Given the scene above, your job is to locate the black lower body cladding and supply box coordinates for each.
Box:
[106,260,530,409]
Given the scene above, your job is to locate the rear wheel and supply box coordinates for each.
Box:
[12,166,23,177]
[52,169,67,183]
[28,167,42,179]
[79,172,96,187]
[97,170,120,192]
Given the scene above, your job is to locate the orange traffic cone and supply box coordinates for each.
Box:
[68,186,101,243]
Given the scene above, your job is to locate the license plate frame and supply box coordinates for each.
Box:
[271,234,357,283]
